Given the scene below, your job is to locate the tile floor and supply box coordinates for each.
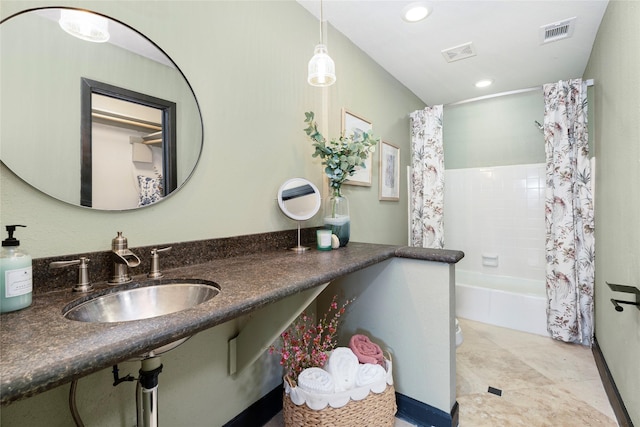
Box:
[456,318,617,426]
[265,318,617,426]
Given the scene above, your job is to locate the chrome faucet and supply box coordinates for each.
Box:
[109,232,141,284]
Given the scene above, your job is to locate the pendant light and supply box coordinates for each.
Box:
[307,0,336,87]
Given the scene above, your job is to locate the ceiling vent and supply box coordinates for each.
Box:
[441,42,476,63]
[540,17,576,44]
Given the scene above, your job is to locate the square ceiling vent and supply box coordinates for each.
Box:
[441,42,476,63]
[540,17,576,44]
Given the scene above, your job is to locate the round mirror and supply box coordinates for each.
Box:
[0,7,203,210]
[277,178,321,221]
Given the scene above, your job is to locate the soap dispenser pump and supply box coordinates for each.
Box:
[0,225,33,313]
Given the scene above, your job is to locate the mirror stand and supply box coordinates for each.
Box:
[277,178,321,253]
[291,221,309,253]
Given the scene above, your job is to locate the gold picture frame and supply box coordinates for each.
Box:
[341,108,373,186]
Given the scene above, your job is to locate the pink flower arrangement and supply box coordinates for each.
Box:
[270,295,352,382]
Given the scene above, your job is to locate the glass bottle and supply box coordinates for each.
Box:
[323,187,350,247]
[0,225,32,313]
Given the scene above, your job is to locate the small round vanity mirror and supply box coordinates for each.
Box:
[277,178,321,252]
[277,178,321,221]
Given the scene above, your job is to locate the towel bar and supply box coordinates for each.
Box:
[607,282,640,312]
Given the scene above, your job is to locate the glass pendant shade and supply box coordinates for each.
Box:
[308,44,336,87]
[59,10,110,43]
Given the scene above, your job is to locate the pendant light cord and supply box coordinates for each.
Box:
[319,0,324,44]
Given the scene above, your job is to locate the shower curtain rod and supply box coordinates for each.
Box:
[445,79,594,107]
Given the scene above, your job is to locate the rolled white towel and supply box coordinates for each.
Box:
[355,363,386,387]
[324,347,359,392]
[297,367,335,394]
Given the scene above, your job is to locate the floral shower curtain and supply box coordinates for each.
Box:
[543,78,595,346]
[409,106,445,249]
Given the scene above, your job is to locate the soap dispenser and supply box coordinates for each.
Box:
[0,225,33,313]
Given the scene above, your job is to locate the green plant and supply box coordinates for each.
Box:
[303,111,378,191]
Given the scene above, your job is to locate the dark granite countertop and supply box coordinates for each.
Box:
[0,242,463,405]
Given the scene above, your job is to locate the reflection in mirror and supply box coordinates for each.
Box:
[0,7,203,210]
[59,9,110,43]
[277,178,321,253]
[80,78,177,209]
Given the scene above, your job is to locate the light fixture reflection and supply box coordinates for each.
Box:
[59,9,110,43]
[308,0,336,87]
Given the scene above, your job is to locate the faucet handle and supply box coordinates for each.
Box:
[148,247,172,279]
[50,257,93,293]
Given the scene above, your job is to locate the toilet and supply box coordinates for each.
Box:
[455,318,464,348]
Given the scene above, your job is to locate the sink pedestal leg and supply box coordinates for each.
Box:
[137,356,163,427]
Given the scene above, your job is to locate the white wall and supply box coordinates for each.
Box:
[92,123,163,210]
[444,163,546,281]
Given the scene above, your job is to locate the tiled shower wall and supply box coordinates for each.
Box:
[444,163,545,281]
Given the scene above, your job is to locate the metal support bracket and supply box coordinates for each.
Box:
[228,282,330,375]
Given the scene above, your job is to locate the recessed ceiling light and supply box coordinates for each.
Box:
[402,3,430,23]
[475,79,493,88]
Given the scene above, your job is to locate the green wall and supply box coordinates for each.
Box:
[0,1,424,425]
[0,0,424,258]
[443,90,545,169]
[584,0,640,424]
[442,77,596,170]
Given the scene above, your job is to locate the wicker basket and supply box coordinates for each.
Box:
[282,357,397,427]
[283,382,396,426]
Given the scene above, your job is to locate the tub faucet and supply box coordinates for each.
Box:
[109,231,141,284]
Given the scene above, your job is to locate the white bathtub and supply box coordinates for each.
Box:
[455,270,549,336]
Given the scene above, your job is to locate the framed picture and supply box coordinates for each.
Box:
[379,141,400,201]
[341,108,373,186]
